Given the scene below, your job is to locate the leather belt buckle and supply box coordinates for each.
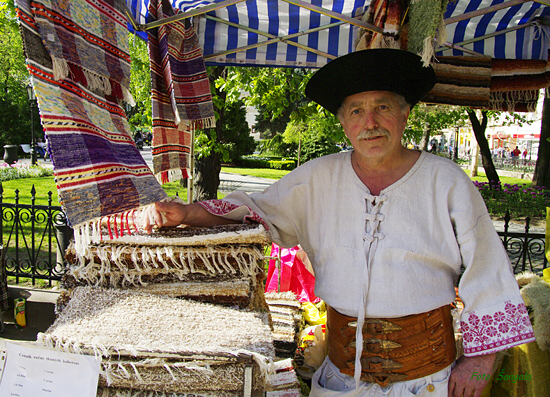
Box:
[349,338,401,353]
[357,356,404,372]
[348,319,402,334]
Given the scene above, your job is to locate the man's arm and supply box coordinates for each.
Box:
[142,201,235,233]
[448,353,497,397]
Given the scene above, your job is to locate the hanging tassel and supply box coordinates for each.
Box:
[131,209,140,233]
[51,57,70,81]
[113,213,119,239]
[106,215,114,240]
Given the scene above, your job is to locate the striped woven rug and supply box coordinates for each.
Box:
[16,0,167,248]
[148,0,215,184]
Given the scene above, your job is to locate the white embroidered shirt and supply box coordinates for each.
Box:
[200,150,535,355]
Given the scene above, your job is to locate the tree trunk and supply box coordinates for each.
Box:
[470,139,480,177]
[192,66,226,201]
[193,151,221,201]
[532,95,550,188]
[419,123,430,151]
[467,109,500,186]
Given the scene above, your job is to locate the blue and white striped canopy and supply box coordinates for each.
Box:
[125,0,550,68]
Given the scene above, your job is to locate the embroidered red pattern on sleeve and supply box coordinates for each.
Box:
[461,300,535,355]
[199,200,269,229]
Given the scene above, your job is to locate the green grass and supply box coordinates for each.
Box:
[463,170,533,187]
[161,181,226,200]
[1,177,59,206]
[221,166,290,180]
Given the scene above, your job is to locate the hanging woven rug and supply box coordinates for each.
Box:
[16,0,168,248]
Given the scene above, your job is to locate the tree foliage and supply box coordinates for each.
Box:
[127,33,152,133]
[404,104,468,147]
[220,99,256,162]
[0,0,42,148]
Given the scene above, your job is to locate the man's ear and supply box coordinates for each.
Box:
[403,106,411,122]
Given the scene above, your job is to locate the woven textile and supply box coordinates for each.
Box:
[16,0,167,244]
[423,56,492,108]
[424,56,550,112]
[489,59,550,113]
[148,0,215,183]
[31,0,132,102]
[38,286,274,394]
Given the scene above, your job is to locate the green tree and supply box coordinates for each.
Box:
[468,109,533,186]
[283,109,344,164]
[404,104,468,149]
[0,0,42,148]
[221,99,256,162]
[300,135,340,163]
[127,33,152,133]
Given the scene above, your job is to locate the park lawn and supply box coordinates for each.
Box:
[463,170,533,187]
[1,177,59,206]
[161,181,227,200]
[221,166,290,180]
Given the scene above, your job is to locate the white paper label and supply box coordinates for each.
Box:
[0,342,100,397]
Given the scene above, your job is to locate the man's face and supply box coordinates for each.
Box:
[338,91,410,163]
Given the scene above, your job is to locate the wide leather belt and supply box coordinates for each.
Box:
[327,305,456,387]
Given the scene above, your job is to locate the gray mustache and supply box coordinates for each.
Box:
[357,128,390,140]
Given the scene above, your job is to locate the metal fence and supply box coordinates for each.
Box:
[0,183,72,286]
[497,211,548,275]
[0,185,547,285]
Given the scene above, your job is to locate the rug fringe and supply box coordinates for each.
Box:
[489,90,539,112]
[73,207,148,255]
[68,244,264,287]
[51,56,136,104]
[156,168,189,184]
[52,57,70,81]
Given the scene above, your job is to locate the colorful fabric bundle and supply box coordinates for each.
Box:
[16,0,167,246]
[355,0,405,51]
[148,0,215,183]
[265,358,302,397]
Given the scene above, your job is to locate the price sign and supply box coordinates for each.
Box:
[0,341,100,397]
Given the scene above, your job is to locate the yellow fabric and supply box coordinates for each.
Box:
[302,301,327,326]
[490,341,550,397]
[545,207,550,263]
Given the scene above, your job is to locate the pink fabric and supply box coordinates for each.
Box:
[461,300,535,355]
[266,243,320,303]
[199,199,268,229]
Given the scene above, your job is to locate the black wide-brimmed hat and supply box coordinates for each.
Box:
[305,49,436,114]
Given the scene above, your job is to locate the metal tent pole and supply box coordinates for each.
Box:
[188,129,195,204]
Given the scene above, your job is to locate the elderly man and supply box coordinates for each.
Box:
[143,49,534,397]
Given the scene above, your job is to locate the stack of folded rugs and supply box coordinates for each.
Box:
[38,224,278,397]
[265,292,303,359]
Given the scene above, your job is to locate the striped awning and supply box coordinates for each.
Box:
[125,0,550,68]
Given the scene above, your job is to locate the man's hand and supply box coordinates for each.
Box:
[448,353,497,397]
[142,200,188,234]
[142,199,237,233]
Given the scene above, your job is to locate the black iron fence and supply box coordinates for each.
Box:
[497,211,547,275]
[0,185,547,286]
[0,183,72,286]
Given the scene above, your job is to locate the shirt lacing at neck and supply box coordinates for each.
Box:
[353,192,387,387]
